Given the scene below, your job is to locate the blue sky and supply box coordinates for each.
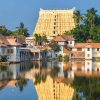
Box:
[0,0,100,36]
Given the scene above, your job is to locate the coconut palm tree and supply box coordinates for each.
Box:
[16,22,29,37]
[41,34,47,45]
[73,10,83,27]
[34,34,39,45]
[86,8,97,27]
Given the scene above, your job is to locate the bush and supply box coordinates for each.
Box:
[64,54,69,62]
[0,56,8,62]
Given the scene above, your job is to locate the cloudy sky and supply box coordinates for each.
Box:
[0,0,100,35]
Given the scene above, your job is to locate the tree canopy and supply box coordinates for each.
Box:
[0,22,30,37]
[64,8,100,42]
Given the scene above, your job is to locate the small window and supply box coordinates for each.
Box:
[7,49,10,54]
[53,31,55,34]
[97,48,99,51]
[70,41,72,44]
[87,48,90,51]
[97,68,99,72]
[54,22,56,25]
[10,49,14,54]
[87,54,90,57]
[7,49,14,54]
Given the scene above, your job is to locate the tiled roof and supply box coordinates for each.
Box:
[74,43,100,48]
[53,35,75,42]
[54,35,67,42]
[63,35,75,41]
[0,36,21,47]
[0,42,6,47]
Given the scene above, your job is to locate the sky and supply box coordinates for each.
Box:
[0,0,100,36]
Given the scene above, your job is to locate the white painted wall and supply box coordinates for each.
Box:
[68,40,75,47]
[92,48,100,58]
[85,48,92,59]
[84,60,92,72]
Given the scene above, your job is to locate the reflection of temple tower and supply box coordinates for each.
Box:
[34,76,74,100]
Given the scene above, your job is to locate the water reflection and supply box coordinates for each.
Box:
[0,61,38,100]
[24,61,74,100]
[0,60,100,100]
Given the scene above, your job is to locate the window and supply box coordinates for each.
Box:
[77,48,82,51]
[97,68,99,72]
[7,49,14,54]
[70,41,72,44]
[87,48,90,51]
[7,49,10,54]
[97,48,99,51]
[11,49,14,53]
[87,54,90,57]
[54,22,56,25]
[53,31,55,34]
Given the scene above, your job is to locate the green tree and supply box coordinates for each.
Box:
[49,40,61,52]
[34,34,42,45]
[0,26,11,36]
[41,34,47,45]
[89,25,100,42]
[86,8,97,27]
[16,22,29,37]
[66,25,89,42]
[73,10,83,26]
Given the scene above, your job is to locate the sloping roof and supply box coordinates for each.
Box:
[0,36,21,47]
[53,35,75,42]
[0,42,6,47]
[54,35,67,42]
[63,35,75,41]
[74,43,100,48]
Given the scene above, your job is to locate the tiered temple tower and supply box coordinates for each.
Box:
[33,8,76,37]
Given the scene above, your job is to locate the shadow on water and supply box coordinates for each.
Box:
[72,76,100,100]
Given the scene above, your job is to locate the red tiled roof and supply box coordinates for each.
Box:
[0,36,21,46]
[0,42,6,47]
[53,35,75,42]
[63,35,75,41]
[74,43,100,48]
[53,35,67,42]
